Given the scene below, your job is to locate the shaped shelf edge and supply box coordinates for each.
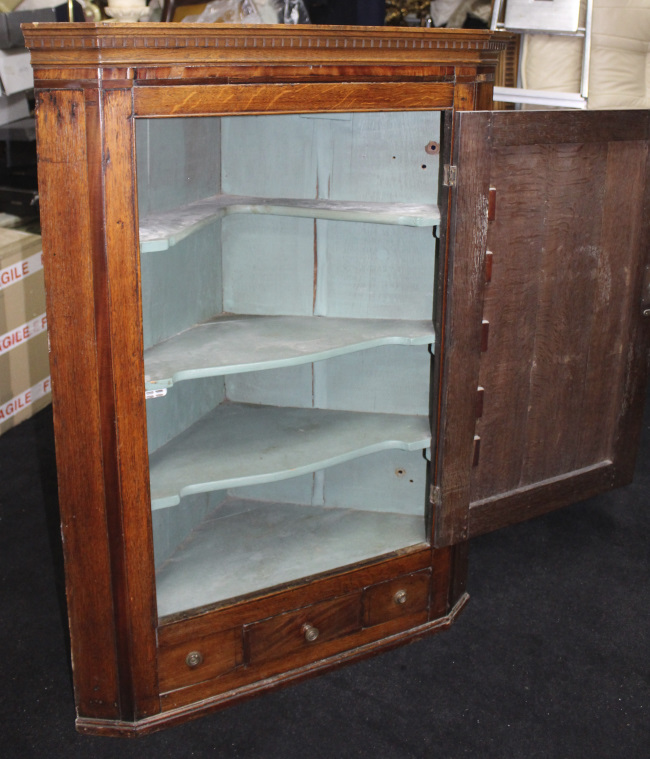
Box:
[144,315,435,391]
[139,194,441,252]
[149,403,432,510]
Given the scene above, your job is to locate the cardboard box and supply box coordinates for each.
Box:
[0,227,51,435]
[0,91,29,126]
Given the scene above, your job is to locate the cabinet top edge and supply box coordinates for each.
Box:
[22,23,510,70]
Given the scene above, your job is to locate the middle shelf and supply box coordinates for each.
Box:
[144,315,436,390]
[139,194,442,253]
[148,403,432,510]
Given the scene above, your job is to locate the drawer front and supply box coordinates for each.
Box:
[362,570,431,627]
[158,627,243,692]
[245,593,362,665]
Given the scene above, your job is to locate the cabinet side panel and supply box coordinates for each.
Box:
[35,90,122,719]
[146,377,226,455]
[136,118,221,217]
[137,118,223,349]
[140,229,224,349]
[152,492,226,567]
[102,88,159,718]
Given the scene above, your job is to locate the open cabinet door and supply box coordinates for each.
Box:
[434,110,650,547]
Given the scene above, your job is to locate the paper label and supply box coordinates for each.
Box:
[0,312,47,357]
[0,376,51,423]
[0,250,43,292]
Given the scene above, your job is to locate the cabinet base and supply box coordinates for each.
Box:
[75,592,469,738]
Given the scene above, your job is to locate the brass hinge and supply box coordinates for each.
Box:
[443,164,457,187]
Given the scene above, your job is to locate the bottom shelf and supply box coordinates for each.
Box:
[155,498,427,618]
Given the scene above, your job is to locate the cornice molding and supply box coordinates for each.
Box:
[23,23,509,69]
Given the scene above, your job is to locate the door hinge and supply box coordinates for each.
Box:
[488,187,497,221]
[443,164,457,187]
[430,485,442,507]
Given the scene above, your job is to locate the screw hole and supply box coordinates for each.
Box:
[395,468,406,477]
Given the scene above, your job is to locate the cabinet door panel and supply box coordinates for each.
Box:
[436,110,650,544]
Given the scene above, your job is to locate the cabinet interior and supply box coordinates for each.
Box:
[135,111,442,617]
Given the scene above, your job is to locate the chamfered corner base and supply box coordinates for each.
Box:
[75,592,470,738]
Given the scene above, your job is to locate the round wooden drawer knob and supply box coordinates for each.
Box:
[302,623,320,643]
[185,650,204,668]
[393,589,408,605]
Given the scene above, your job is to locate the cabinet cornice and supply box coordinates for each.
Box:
[23,23,509,74]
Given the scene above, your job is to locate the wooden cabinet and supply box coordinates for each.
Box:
[23,23,650,736]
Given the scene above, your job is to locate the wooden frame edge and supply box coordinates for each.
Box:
[468,461,623,538]
[75,593,469,737]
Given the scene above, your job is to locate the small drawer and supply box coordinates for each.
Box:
[362,570,431,628]
[158,627,243,692]
[245,593,362,665]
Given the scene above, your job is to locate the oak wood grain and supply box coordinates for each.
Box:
[158,627,243,692]
[245,593,362,665]
[80,595,468,735]
[469,143,548,500]
[100,88,160,719]
[35,89,122,720]
[469,461,616,538]
[23,23,506,71]
[27,24,509,734]
[158,547,431,645]
[362,570,431,627]
[489,110,649,147]
[468,111,650,535]
[134,82,455,117]
[433,109,491,547]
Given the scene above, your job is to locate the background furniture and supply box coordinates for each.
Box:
[493,0,650,109]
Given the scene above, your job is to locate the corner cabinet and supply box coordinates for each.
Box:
[23,24,650,736]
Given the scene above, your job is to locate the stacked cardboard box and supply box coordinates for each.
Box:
[0,226,50,435]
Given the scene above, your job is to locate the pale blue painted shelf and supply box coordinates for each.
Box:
[155,500,426,616]
[139,194,442,252]
[149,403,432,510]
[144,315,436,390]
